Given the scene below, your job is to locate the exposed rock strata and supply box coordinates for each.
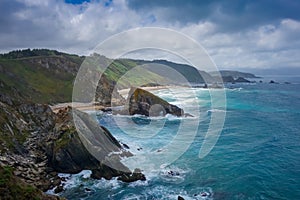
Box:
[0,90,145,198]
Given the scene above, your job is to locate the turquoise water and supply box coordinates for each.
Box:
[59,79,300,200]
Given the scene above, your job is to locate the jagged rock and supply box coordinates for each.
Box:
[48,107,143,182]
[54,185,64,194]
[117,168,146,183]
[269,80,278,84]
[120,87,184,117]
[0,85,145,197]
[18,103,55,131]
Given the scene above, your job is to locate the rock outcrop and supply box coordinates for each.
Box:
[95,74,125,106]
[0,88,145,198]
[119,87,184,117]
[0,94,63,192]
[47,107,141,182]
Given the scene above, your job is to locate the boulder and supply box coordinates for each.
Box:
[269,80,278,84]
[117,168,146,183]
[121,87,184,117]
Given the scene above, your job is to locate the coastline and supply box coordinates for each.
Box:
[50,102,105,113]
[50,85,186,112]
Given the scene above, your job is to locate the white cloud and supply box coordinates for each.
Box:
[1,1,300,70]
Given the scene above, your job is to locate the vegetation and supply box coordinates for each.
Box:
[0,166,44,200]
[0,49,170,103]
[0,48,83,62]
[0,55,76,103]
[0,49,258,105]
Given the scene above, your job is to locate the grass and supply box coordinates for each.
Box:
[54,126,77,152]
[0,49,213,105]
[0,166,44,200]
[0,58,74,103]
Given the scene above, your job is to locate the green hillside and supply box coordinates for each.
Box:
[1,49,244,104]
[0,56,78,103]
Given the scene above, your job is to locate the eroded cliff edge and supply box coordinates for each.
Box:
[0,81,145,198]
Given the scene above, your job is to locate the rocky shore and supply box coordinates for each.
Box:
[0,81,146,199]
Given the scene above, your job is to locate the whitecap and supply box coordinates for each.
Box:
[207,109,227,113]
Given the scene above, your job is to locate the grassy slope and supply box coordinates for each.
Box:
[0,58,74,103]
[0,57,168,104]
[0,166,57,200]
[104,59,168,89]
[0,49,217,104]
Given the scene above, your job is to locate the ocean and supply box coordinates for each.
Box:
[55,76,300,200]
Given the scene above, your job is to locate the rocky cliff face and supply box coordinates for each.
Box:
[0,93,62,192]
[121,87,184,117]
[46,107,139,179]
[24,56,81,76]
[0,87,145,197]
[95,74,125,106]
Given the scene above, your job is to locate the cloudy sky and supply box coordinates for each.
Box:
[1,0,300,73]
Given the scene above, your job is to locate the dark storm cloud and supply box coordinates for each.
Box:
[127,0,300,32]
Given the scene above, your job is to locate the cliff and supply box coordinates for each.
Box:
[0,82,145,198]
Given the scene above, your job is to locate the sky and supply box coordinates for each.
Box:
[1,0,300,73]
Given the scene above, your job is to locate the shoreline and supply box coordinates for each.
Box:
[50,102,105,113]
[50,85,186,112]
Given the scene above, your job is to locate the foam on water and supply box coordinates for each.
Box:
[207,109,227,113]
[60,83,300,200]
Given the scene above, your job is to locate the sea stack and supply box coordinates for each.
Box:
[125,87,184,117]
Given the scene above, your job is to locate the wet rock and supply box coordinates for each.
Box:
[117,168,146,183]
[100,107,112,112]
[122,143,130,149]
[269,80,278,84]
[178,196,185,200]
[54,185,64,194]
